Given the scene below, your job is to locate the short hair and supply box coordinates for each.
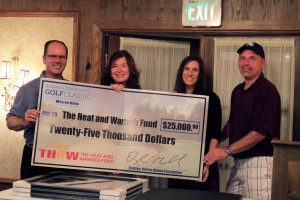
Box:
[101,50,141,89]
[174,55,206,94]
[43,40,68,59]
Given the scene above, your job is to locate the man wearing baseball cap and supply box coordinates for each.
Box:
[204,42,281,200]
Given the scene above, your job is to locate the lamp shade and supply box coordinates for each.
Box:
[0,61,13,79]
[14,69,29,87]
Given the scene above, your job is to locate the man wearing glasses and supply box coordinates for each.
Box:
[6,40,68,179]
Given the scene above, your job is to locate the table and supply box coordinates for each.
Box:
[134,188,243,200]
[0,187,253,200]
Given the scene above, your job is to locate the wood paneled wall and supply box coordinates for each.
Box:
[272,140,300,200]
[0,0,299,84]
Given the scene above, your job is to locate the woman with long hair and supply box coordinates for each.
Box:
[169,55,222,192]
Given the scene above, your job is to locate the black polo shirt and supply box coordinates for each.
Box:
[228,73,281,159]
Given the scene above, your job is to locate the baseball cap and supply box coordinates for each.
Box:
[237,42,265,59]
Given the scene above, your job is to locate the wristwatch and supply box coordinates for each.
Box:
[226,146,233,156]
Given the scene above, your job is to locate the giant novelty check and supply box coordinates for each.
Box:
[32,78,208,180]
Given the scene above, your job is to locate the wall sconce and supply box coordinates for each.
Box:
[0,61,13,79]
[0,60,29,110]
[14,69,29,88]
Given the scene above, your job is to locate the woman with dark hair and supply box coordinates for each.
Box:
[100,49,144,178]
[101,50,140,90]
[168,55,222,192]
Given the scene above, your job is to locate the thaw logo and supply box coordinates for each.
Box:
[39,148,79,160]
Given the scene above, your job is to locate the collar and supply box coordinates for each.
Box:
[239,73,265,91]
[40,70,65,80]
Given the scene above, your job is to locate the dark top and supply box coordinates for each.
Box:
[229,73,281,159]
[204,92,222,152]
[168,91,222,192]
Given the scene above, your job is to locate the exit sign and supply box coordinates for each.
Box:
[182,0,222,27]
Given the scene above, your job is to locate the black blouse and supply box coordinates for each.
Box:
[203,91,222,154]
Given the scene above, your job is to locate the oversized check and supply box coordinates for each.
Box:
[32,78,208,180]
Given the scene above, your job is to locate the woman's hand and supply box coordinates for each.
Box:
[197,165,209,183]
[170,88,177,93]
[111,84,124,92]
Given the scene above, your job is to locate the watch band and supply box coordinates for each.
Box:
[226,145,233,156]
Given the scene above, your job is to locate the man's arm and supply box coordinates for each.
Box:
[203,131,266,166]
[228,130,266,154]
[6,109,39,131]
[7,116,29,131]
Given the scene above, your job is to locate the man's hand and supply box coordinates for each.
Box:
[203,148,228,166]
[6,109,40,131]
[24,109,40,124]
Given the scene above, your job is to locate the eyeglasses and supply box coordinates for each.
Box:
[46,54,67,60]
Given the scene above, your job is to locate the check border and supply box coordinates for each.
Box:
[32,78,209,180]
